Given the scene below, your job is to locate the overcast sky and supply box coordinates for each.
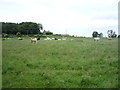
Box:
[0,0,119,37]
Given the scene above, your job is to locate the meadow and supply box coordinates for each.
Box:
[2,36,118,88]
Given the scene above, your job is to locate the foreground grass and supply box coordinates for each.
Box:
[2,37,118,88]
[0,37,2,88]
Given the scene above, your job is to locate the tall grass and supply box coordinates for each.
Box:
[0,37,2,89]
[2,37,118,88]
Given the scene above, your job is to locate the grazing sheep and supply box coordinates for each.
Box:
[37,37,40,40]
[94,37,100,42]
[55,38,58,40]
[108,38,112,40]
[58,39,61,40]
[31,38,37,44]
[62,37,67,40]
[7,38,11,39]
[18,37,23,40]
[62,38,66,40]
[44,37,52,40]
[44,39,48,40]
[47,37,51,40]
[52,38,55,40]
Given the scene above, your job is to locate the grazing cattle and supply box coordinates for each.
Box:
[31,38,37,44]
[52,38,55,40]
[37,37,40,40]
[94,37,100,42]
[108,38,112,40]
[47,37,51,40]
[44,38,47,40]
[55,38,58,40]
[44,37,51,40]
[58,39,61,40]
[18,37,23,40]
[62,38,66,40]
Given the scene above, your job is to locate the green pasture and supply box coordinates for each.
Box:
[2,37,118,88]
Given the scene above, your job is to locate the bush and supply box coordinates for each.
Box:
[28,34,34,37]
[16,32,21,37]
[2,33,9,38]
[46,32,53,35]
[34,35,38,37]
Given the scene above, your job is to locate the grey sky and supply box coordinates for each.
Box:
[0,0,119,37]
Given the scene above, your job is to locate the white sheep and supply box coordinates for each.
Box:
[47,37,51,40]
[31,38,37,44]
[58,39,61,40]
[44,39,48,40]
[44,37,52,40]
[51,38,55,40]
[62,38,66,40]
[18,37,23,40]
[94,37,100,42]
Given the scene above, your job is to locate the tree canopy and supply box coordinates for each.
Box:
[107,30,117,38]
[92,31,99,37]
[2,22,43,35]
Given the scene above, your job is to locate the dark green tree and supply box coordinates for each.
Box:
[2,22,43,35]
[20,22,38,34]
[107,30,113,38]
[107,30,117,38]
[2,22,18,34]
[118,35,120,38]
[38,23,43,34]
[16,32,21,37]
[112,32,117,38]
[92,31,98,37]
[99,33,103,38]
[46,31,53,35]
[2,33,9,38]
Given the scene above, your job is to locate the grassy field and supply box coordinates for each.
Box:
[2,37,118,88]
[0,37,2,89]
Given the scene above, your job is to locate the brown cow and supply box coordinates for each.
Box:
[108,38,112,40]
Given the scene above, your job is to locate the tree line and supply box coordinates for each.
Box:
[2,22,43,35]
[92,31,103,38]
[2,22,119,38]
[92,30,118,38]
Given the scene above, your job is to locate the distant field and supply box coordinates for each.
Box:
[2,37,118,88]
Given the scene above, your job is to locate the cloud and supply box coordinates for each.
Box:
[0,0,118,36]
[91,11,118,20]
